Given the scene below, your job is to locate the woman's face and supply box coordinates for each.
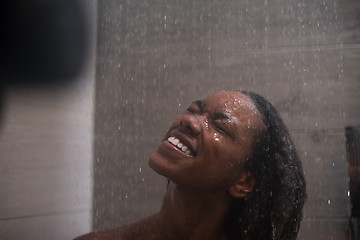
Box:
[148,91,265,194]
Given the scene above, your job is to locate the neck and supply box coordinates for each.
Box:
[157,181,232,240]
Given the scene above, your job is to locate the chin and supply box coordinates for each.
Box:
[148,151,172,178]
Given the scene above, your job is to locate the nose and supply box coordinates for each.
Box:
[179,114,202,136]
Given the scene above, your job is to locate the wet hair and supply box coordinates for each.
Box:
[224,90,307,240]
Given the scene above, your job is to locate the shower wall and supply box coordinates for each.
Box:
[0,1,96,240]
[94,0,360,239]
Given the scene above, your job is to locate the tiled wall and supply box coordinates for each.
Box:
[0,1,96,240]
[94,0,360,239]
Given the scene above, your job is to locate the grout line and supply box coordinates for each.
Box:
[0,209,90,221]
[303,216,350,222]
[290,128,346,134]
[99,43,360,64]
[253,43,360,54]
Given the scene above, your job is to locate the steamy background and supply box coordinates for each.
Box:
[1,0,360,239]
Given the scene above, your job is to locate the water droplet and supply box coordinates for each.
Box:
[348,191,350,197]
[204,118,209,129]
[327,199,331,204]
[139,168,142,172]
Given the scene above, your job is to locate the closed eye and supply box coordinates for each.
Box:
[187,107,198,114]
[213,121,225,132]
[213,119,237,139]
[186,100,204,114]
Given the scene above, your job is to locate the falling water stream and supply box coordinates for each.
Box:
[2,1,359,240]
[92,1,360,239]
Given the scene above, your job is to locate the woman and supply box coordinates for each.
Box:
[76,90,306,240]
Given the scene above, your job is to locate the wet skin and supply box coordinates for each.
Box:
[149,90,265,194]
[75,91,266,240]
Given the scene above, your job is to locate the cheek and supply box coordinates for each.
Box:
[203,139,241,174]
[163,117,181,136]
[213,132,221,142]
[207,137,249,174]
[207,133,241,161]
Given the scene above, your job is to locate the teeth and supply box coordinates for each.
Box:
[167,136,192,156]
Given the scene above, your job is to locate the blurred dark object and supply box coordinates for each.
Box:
[0,0,88,86]
[345,126,360,240]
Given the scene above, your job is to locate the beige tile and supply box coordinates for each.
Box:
[0,138,92,218]
[0,76,93,219]
[0,1,96,240]
[0,211,91,240]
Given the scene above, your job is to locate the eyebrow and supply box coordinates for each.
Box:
[193,100,205,111]
[215,111,233,121]
[215,111,238,131]
[191,100,238,130]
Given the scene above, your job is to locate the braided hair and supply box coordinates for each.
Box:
[224,91,307,240]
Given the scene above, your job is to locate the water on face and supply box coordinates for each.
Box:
[92,1,360,239]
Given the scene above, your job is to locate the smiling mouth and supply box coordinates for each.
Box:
[167,136,194,157]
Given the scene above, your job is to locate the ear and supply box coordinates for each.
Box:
[228,172,255,199]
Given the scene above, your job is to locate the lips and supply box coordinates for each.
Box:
[166,132,196,157]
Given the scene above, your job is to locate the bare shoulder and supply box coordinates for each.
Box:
[74,215,160,240]
[73,226,126,240]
